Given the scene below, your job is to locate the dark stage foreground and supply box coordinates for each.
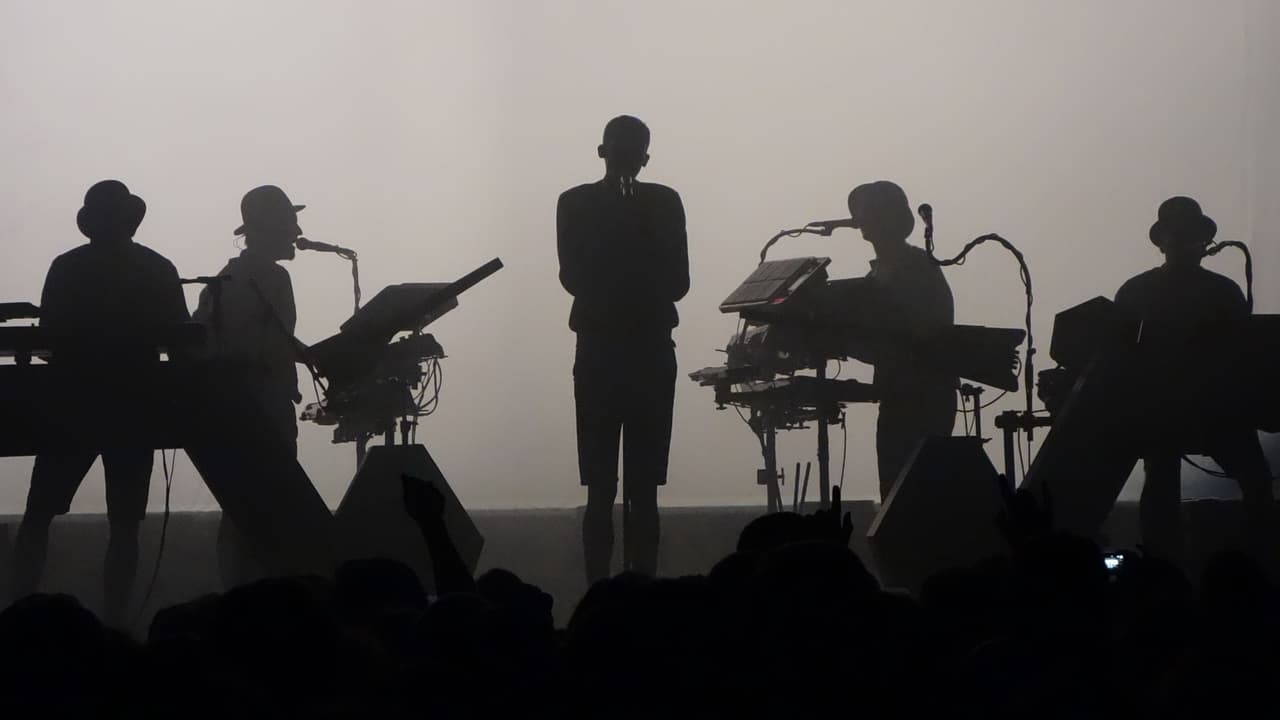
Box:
[0,499,1259,628]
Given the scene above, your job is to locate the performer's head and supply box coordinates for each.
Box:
[235,185,304,261]
[598,115,650,179]
[1149,196,1216,267]
[76,180,146,243]
[847,180,914,246]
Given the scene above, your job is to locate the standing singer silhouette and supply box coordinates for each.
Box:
[193,185,306,587]
[557,115,689,582]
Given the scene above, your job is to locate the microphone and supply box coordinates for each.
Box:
[804,218,854,236]
[296,237,357,259]
[180,275,232,286]
[917,203,933,225]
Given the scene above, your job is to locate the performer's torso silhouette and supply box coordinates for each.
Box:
[558,166,689,582]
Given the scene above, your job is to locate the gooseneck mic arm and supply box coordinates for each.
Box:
[917,202,1037,420]
[1203,240,1254,312]
[758,221,853,264]
[296,237,361,314]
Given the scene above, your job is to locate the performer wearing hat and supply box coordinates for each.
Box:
[193,184,307,586]
[1115,196,1275,565]
[832,180,957,501]
[557,115,689,582]
[11,180,190,624]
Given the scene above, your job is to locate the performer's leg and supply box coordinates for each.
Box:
[102,448,153,626]
[13,452,97,602]
[876,395,956,503]
[1209,431,1276,573]
[584,482,618,583]
[576,341,623,584]
[1138,453,1184,565]
[623,482,659,576]
[218,397,296,589]
[620,342,676,577]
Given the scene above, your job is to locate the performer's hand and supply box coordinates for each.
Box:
[402,473,446,526]
[811,485,855,547]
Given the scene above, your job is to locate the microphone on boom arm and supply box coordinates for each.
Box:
[917,203,935,254]
[296,237,357,260]
[804,218,855,236]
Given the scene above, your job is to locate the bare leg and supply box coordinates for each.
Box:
[1139,454,1184,565]
[11,513,54,602]
[626,482,659,576]
[584,482,618,583]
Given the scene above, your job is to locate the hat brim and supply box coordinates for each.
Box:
[1149,214,1217,245]
[233,204,306,236]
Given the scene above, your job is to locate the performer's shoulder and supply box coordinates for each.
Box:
[1116,267,1161,294]
[558,183,597,204]
[130,243,179,268]
[639,181,682,202]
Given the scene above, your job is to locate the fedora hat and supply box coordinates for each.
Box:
[76,180,146,241]
[234,185,305,236]
[1149,196,1216,247]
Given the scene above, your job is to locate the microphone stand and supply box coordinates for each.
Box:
[181,275,231,356]
[917,205,1042,489]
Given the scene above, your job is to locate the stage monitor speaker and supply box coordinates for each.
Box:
[867,436,1010,593]
[334,444,484,592]
[1020,356,1142,539]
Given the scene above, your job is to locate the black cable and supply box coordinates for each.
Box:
[1017,431,1028,482]
[134,449,175,627]
[1183,455,1231,478]
[1182,454,1280,481]
[979,390,1009,410]
[839,412,848,489]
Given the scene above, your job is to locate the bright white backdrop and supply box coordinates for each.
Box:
[1,0,1276,513]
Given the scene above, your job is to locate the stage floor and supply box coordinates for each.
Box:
[0,499,1256,630]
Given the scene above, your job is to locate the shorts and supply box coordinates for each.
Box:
[25,448,154,525]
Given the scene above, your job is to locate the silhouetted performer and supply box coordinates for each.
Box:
[835,181,956,500]
[12,180,189,624]
[557,115,689,582]
[193,185,305,586]
[1115,196,1275,565]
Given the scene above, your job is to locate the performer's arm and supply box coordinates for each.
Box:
[556,189,600,299]
[37,258,69,330]
[655,188,690,303]
[158,260,192,324]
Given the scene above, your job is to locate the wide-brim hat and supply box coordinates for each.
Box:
[234,184,305,236]
[1149,196,1216,247]
[76,180,146,240]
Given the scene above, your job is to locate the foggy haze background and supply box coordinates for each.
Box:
[1,0,1276,515]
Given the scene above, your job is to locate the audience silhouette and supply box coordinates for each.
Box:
[3,474,1279,718]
